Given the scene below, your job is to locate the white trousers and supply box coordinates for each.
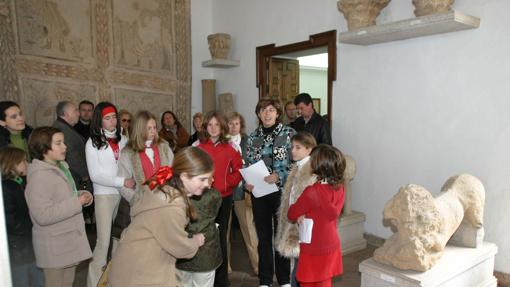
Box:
[86,194,120,287]
[177,269,216,287]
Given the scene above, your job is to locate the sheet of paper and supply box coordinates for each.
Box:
[299,218,314,244]
[239,160,279,198]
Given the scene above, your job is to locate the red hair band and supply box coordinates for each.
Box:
[102,106,116,118]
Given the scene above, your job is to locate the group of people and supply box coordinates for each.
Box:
[1,92,345,287]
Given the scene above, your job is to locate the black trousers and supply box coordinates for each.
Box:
[252,191,290,286]
[214,195,233,287]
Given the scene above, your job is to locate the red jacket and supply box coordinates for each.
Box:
[198,139,243,198]
[288,182,344,255]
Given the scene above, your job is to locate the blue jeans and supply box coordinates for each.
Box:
[11,261,44,287]
[291,258,300,287]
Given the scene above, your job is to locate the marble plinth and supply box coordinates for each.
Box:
[360,242,498,287]
[338,210,367,255]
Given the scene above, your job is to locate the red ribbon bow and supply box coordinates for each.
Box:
[144,166,174,190]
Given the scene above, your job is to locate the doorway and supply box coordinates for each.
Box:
[256,30,336,124]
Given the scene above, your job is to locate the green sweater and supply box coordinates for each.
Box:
[176,188,222,272]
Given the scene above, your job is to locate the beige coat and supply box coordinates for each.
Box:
[275,160,316,258]
[108,186,200,287]
[117,141,173,204]
[25,159,92,268]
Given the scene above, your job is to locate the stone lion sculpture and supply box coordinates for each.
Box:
[373,174,485,271]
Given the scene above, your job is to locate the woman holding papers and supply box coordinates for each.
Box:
[245,98,296,287]
[287,145,346,287]
[197,111,243,287]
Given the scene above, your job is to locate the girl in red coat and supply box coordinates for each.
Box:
[196,111,243,286]
[287,144,346,287]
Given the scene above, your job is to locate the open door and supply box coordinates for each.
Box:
[268,58,299,104]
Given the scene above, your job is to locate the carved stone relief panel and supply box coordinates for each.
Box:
[20,78,97,127]
[112,0,175,75]
[113,88,175,123]
[15,0,94,63]
[2,0,191,128]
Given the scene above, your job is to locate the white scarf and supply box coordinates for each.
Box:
[102,128,117,139]
[145,140,154,164]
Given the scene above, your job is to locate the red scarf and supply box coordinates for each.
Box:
[107,138,120,160]
[139,144,161,181]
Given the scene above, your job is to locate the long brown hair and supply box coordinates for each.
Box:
[198,111,229,144]
[161,147,214,220]
[0,147,26,179]
[310,144,345,189]
[127,110,162,152]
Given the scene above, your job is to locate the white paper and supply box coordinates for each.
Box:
[299,218,314,244]
[239,160,279,198]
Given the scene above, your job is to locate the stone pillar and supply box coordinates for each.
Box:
[202,79,216,113]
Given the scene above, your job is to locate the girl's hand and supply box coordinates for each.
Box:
[297,215,305,225]
[79,191,93,206]
[245,183,254,192]
[193,233,205,247]
[264,173,279,184]
[124,178,136,189]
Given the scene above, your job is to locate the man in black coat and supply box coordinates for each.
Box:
[291,93,332,145]
[74,100,94,140]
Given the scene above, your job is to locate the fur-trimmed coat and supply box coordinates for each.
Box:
[275,159,316,258]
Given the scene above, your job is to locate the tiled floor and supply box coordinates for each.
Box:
[74,224,375,287]
[73,224,510,287]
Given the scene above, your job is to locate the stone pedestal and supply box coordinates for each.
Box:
[338,210,367,255]
[360,242,498,287]
[201,79,216,113]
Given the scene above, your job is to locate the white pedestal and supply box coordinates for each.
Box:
[360,242,498,287]
[338,211,367,255]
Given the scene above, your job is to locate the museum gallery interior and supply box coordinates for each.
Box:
[0,0,509,286]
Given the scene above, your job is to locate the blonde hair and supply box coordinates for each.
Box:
[0,147,26,179]
[227,111,246,134]
[127,110,162,152]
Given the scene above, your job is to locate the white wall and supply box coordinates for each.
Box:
[190,0,214,129]
[191,0,510,273]
[299,67,328,116]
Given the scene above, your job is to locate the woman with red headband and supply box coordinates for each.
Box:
[85,102,135,287]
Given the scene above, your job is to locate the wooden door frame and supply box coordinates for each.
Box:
[256,30,337,122]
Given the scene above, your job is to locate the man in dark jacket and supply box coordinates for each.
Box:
[291,93,332,145]
[52,101,90,187]
[74,100,94,140]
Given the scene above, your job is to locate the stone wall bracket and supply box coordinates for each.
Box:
[202,58,240,68]
[338,10,480,45]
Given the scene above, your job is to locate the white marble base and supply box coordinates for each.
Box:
[338,211,367,255]
[360,242,498,287]
[448,221,484,248]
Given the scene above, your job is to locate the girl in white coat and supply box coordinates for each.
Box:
[85,102,135,287]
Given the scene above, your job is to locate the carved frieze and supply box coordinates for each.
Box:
[20,78,97,127]
[1,0,191,128]
[15,0,94,63]
[113,88,175,121]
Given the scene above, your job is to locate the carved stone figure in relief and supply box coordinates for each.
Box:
[373,174,485,271]
[113,0,174,72]
[218,93,234,116]
[15,0,92,61]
